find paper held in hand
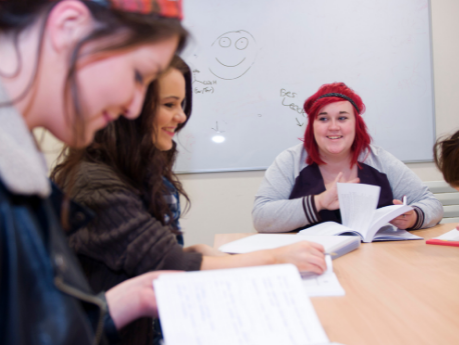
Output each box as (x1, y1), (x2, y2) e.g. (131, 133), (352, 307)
(299, 183), (423, 243)
(153, 264), (330, 345)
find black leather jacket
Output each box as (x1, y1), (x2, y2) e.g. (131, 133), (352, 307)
(0, 181), (119, 344)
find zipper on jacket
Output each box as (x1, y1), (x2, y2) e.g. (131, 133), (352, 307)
(54, 276), (107, 345)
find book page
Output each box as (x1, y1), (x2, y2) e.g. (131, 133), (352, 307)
(337, 183), (380, 239)
(154, 265), (329, 345)
(372, 224), (423, 241)
(366, 205), (414, 241)
(298, 221), (358, 237)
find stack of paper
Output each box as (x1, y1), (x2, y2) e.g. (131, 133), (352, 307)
(154, 264), (330, 345)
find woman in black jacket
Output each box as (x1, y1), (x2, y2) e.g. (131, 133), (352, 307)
(0, 0), (186, 344)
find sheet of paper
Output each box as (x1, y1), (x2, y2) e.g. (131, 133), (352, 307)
(219, 233), (355, 254)
(435, 229), (459, 241)
(300, 255), (345, 297)
(154, 264), (329, 345)
(337, 183), (380, 238)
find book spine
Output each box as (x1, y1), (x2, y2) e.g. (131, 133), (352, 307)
(332, 238), (361, 259)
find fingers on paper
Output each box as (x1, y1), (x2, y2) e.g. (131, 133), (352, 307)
(297, 241), (326, 274)
(303, 254), (326, 275)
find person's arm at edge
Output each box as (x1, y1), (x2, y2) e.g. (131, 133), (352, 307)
(252, 146), (320, 233)
(201, 241), (326, 274)
(373, 147), (443, 229)
(105, 271), (180, 330)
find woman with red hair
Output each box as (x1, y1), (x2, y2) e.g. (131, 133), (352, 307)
(253, 82), (443, 233)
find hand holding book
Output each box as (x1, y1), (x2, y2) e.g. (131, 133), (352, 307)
(390, 198), (417, 229)
(300, 183), (423, 242)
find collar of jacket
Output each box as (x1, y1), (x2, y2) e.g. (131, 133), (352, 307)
(0, 82), (51, 198)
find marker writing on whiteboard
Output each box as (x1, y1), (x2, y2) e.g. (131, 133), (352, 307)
(280, 88), (306, 117)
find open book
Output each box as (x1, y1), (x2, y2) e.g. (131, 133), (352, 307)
(298, 183), (423, 243)
(153, 264), (330, 345)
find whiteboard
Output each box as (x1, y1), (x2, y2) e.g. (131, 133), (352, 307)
(175, 0), (435, 173)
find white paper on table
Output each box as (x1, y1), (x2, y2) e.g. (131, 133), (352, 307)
(219, 233), (358, 256)
(300, 255), (345, 297)
(435, 228), (459, 241)
(153, 264), (329, 345)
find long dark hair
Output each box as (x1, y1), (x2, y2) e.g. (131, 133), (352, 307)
(0, 0), (188, 145)
(52, 56), (192, 226)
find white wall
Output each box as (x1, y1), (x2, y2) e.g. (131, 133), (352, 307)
(38, 0), (459, 247)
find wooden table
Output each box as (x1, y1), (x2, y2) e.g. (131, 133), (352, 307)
(214, 224), (459, 345)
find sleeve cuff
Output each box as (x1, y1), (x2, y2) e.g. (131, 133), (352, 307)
(160, 246), (203, 272)
(98, 292), (121, 344)
(408, 206), (424, 230)
(302, 195), (321, 225)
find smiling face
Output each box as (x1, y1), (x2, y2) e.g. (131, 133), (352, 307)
(208, 30), (257, 80)
(38, 37), (178, 148)
(313, 101), (356, 160)
(153, 68), (187, 151)
(16, 1), (180, 148)
(66, 38), (178, 147)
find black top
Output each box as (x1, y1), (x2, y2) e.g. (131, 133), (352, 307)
(289, 163), (394, 226)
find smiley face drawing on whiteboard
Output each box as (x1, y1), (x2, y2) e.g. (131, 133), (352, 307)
(208, 30), (257, 80)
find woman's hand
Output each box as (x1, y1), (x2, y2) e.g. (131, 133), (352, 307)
(389, 199), (417, 229)
(270, 241), (326, 274)
(201, 241), (326, 274)
(315, 172), (360, 211)
(184, 244), (229, 257)
(105, 271), (180, 330)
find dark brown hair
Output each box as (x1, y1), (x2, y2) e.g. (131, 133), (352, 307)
(434, 130), (459, 187)
(52, 55), (192, 227)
